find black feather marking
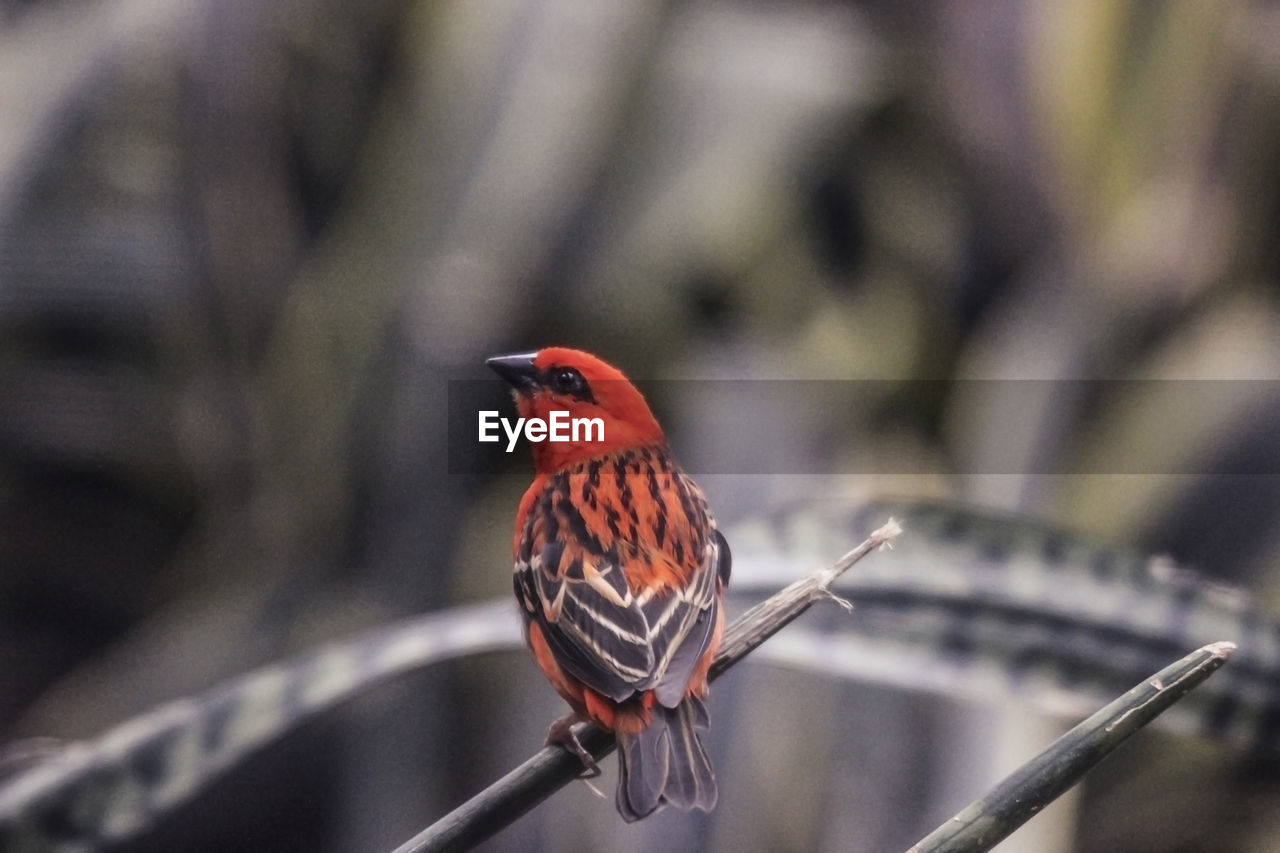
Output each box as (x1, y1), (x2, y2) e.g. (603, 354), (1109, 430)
(603, 505), (623, 541)
(517, 514), (535, 563)
(672, 474), (704, 541)
(540, 539), (565, 576)
(558, 494), (604, 556)
(539, 482), (560, 542)
(713, 528), (731, 586)
(533, 554), (574, 615)
(513, 573), (536, 614)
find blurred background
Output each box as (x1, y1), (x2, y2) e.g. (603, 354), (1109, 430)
(3, 0), (1280, 851)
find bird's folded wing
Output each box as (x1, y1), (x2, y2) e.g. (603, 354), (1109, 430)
(649, 531), (725, 706)
(516, 533), (725, 706)
(516, 540), (655, 702)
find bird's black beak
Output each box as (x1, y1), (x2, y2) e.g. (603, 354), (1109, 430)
(486, 352), (540, 393)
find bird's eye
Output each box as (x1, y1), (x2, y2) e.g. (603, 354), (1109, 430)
(549, 367), (587, 396)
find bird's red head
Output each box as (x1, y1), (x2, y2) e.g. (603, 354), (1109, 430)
(487, 347), (664, 473)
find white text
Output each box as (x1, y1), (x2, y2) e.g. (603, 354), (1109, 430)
(478, 410), (605, 452)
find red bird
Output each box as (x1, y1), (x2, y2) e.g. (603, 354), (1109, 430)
(487, 347), (730, 822)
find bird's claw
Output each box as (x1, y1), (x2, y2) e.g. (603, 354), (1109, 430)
(546, 714), (601, 778)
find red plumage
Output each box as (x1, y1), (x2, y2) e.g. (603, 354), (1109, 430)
(488, 347), (730, 822)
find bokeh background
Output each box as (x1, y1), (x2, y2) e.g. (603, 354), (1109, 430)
(4, 1), (1280, 851)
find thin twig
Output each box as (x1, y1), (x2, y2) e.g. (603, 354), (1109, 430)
(391, 519), (903, 853)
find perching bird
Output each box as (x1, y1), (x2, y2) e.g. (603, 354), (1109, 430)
(487, 347), (730, 822)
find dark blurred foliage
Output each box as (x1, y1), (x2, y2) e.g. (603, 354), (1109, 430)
(3, 1), (1280, 851)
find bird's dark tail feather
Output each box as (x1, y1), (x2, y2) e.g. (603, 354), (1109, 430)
(615, 696), (716, 822)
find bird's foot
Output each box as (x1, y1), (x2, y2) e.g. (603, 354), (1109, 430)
(546, 713), (601, 779)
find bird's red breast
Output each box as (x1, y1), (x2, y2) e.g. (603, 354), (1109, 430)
(488, 347), (730, 820)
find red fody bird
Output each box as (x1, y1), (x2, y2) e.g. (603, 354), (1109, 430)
(487, 347), (730, 822)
